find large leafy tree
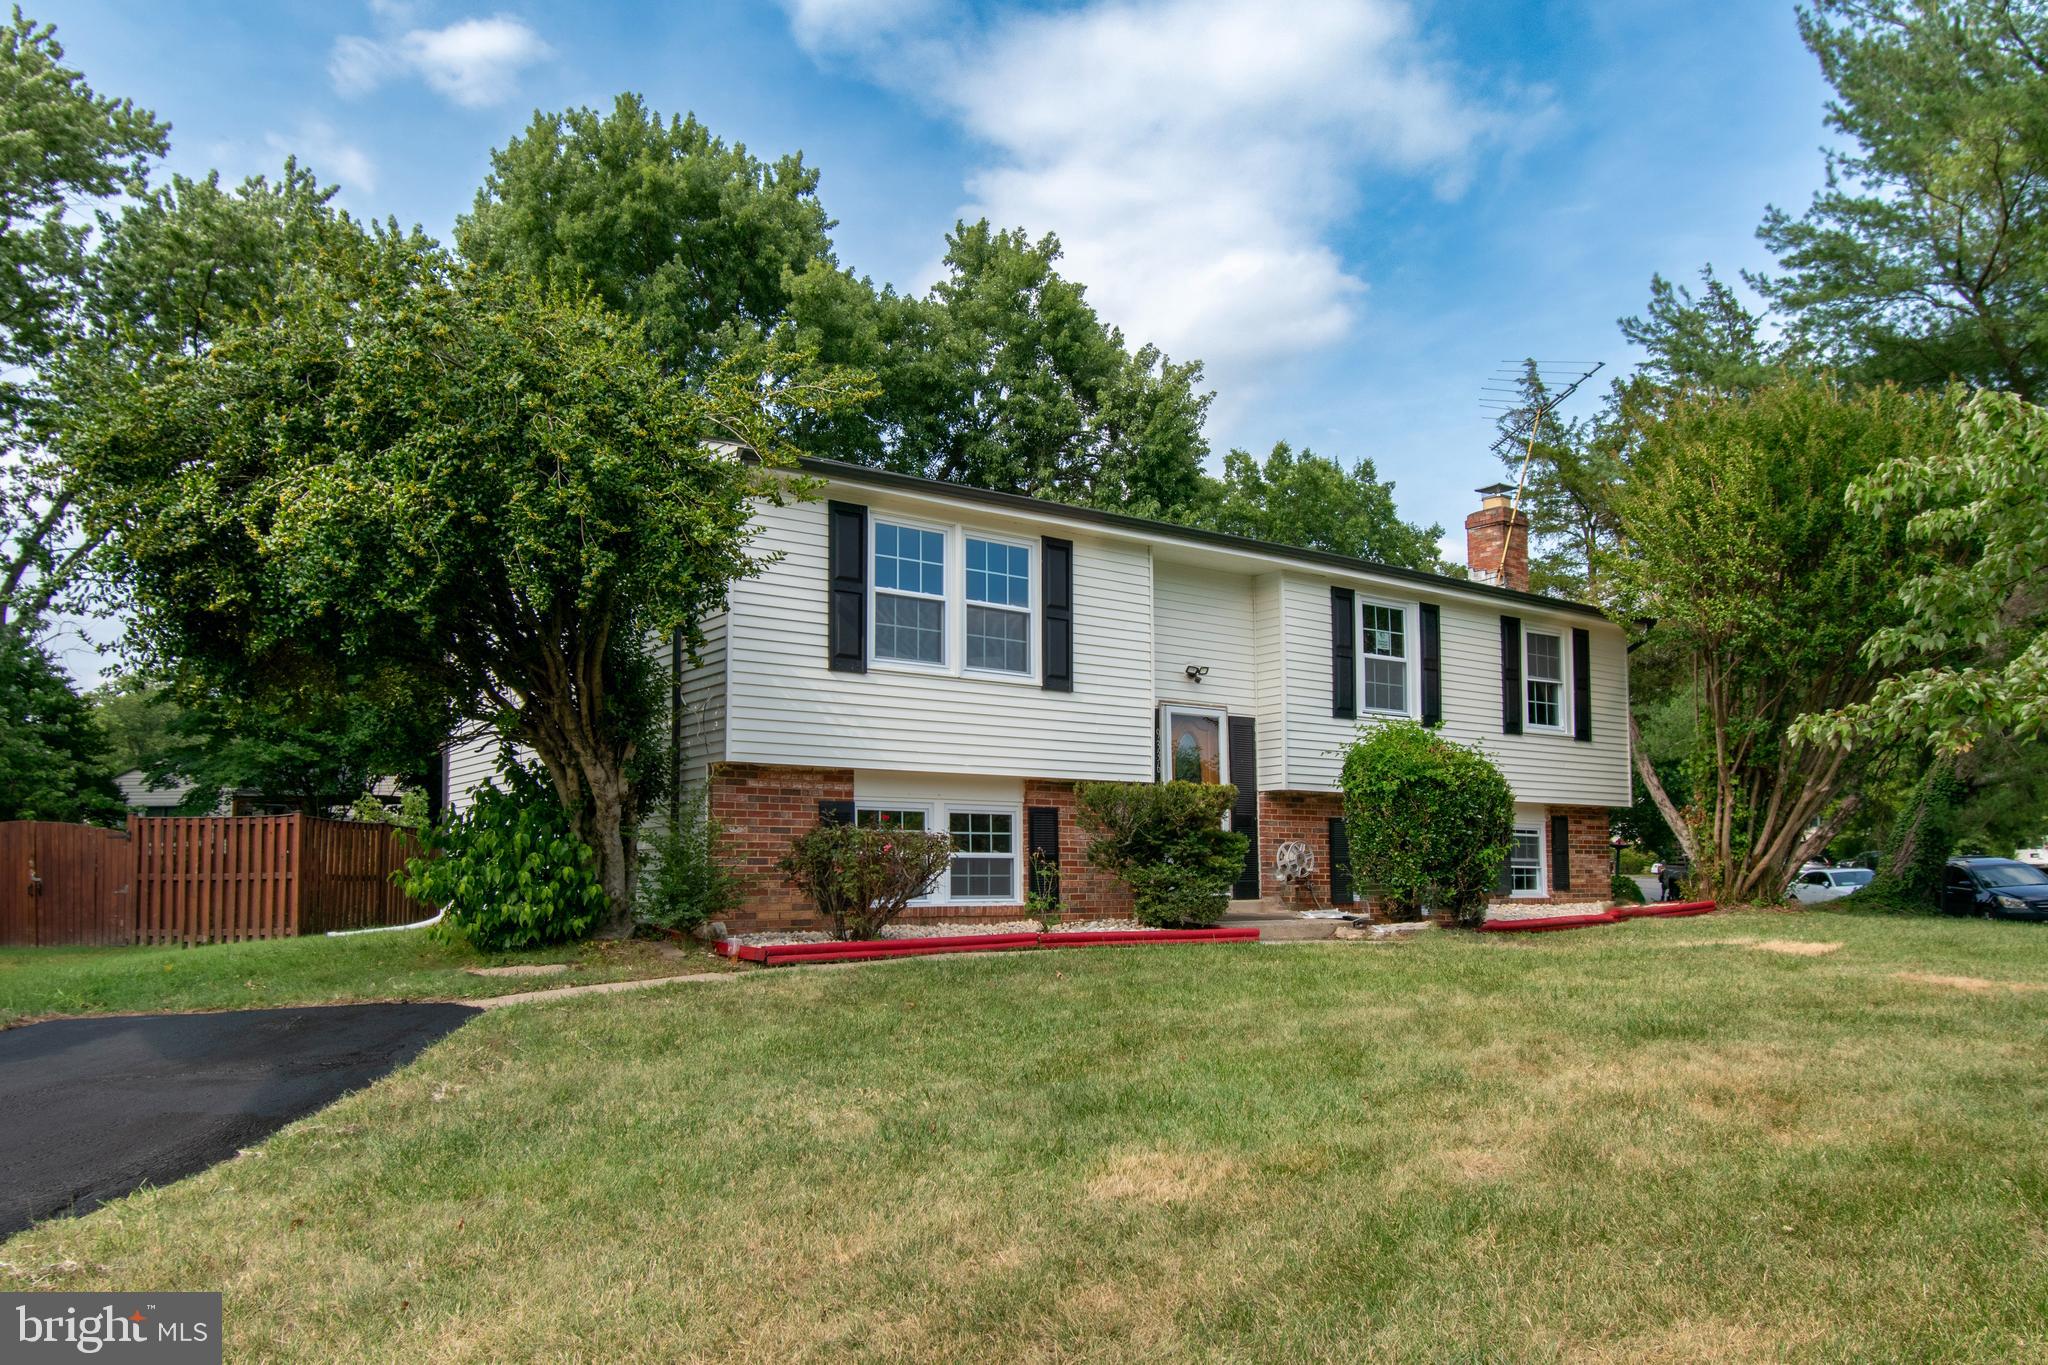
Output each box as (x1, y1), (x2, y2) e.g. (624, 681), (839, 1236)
(1185, 441), (1443, 571)
(1606, 375), (1954, 901)
(455, 93), (835, 381)
(71, 232), (851, 922)
(1757, 0), (2048, 399)
(0, 9), (165, 626)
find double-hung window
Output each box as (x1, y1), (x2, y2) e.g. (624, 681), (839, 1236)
(855, 807), (928, 833)
(1360, 601), (1409, 715)
(964, 537), (1031, 675)
(1525, 630), (1565, 730)
(873, 521), (947, 665)
(948, 810), (1016, 900)
(1509, 825), (1544, 895)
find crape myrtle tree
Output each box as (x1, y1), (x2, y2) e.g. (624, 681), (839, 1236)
(72, 229), (860, 925)
(1605, 375), (1955, 901)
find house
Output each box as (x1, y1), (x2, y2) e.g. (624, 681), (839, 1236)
(449, 463), (1631, 932)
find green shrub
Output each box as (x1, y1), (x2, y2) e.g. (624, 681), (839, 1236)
(1617, 846), (1653, 875)
(1610, 872), (1647, 905)
(1338, 721), (1514, 927)
(636, 786), (747, 935)
(779, 822), (954, 940)
(1024, 851), (1067, 930)
(1074, 781), (1249, 928)
(399, 762), (608, 952)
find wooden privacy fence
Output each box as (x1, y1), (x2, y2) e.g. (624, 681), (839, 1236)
(1, 815), (432, 948)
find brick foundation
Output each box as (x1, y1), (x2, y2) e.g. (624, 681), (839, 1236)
(1257, 791), (1351, 908)
(709, 763), (854, 933)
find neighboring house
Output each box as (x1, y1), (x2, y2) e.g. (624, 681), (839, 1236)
(448, 464), (1631, 932)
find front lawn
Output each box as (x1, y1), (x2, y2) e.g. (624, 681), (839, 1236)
(0, 929), (734, 1026)
(7, 909), (2048, 1360)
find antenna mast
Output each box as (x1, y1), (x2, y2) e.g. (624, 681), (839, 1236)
(1477, 360), (1605, 584)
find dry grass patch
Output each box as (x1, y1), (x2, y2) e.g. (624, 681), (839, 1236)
(1753, 939), (1843, 956)
(1894, 971), (2048, 993)
(1085, 1150), (1238, 1206)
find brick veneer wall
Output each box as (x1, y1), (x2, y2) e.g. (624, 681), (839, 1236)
(709, 763), (853, 933)
(1019, 779), (1133, 920)
(1257, 791), (1349, 908)
(1554, 804), (1614, 902)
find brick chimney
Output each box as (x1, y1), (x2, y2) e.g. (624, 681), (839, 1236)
(1465, 483), (1530, 592)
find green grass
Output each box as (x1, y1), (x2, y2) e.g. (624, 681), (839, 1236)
(7, 909), (2048, 1360)
(0, 928), (734, 1025)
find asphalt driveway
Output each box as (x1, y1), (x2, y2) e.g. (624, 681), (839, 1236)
(0, 1002), (477, 1239)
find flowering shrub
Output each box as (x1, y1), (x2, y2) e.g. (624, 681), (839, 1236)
(779, 822), (955, 940)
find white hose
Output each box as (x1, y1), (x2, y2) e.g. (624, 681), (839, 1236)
(325, 906), (447, 937)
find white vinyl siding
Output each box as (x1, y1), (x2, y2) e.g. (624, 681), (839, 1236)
(726, 498), (1154, 781)
(677, 612), (727, 788)
(1154, 561), (1257, 713)
(1250, 572), (1287, 792)
(1281, 573), (1631, 805)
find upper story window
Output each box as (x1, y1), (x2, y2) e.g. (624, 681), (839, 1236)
(873, 521), (947, 665)
(869, 517), (1035, 680)
(1525, 629), (1565, 730)
(965, 537), (1031, 675)
(1360, 600), (1409, 716)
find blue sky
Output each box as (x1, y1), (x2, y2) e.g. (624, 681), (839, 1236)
(39, 0), (1833, 677)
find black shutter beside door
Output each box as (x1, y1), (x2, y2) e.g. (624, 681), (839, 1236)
(1550, 813), (1572, 893)
(827, 502), (867, 673)
(1571, 627), (1593, 742)
(1228, 716), (1259, 900)
(1331, 588), (1357, 719)
(1327, 817), (1353, 905)
(1420, 603), (1442, 726)
(1042, 537), (1073, 692)
(1500, 614), (1523, 734)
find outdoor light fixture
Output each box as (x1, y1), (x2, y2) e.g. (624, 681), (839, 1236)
(1184, 664), (1209, 682)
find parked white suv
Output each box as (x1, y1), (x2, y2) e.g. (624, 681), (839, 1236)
(1787, 865), (1875, 904)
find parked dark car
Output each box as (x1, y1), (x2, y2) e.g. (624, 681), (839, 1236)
(1940, 858), (2048, 920)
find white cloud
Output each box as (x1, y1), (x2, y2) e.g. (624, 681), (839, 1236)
(331, 12), (551, 109)
(265, 121), (378, 194)
(783, 0), (1529, 384)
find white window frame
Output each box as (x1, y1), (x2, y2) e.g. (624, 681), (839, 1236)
(1158, 704), (1229, 787)
(961, 530), (1036, 680)
(944, 803), (1022, 905)
(865, 516), (1040, 685)
(853, 798), (1025, 907)
(1523, 627), (1569, 733)
(869, 514), (951, 672)
(1358, 597), (1416, 719)
(1509, 822), (1546, 898)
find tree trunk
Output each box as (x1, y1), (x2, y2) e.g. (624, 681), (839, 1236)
(1628, 710), (1697, 864)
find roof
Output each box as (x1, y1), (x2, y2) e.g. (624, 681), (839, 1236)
(795, 456), (1610, 621)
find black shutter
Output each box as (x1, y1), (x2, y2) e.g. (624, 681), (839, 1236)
(818, 798), (855, 826)
(1419, 603), (1442, 726)
(1228, 716), (1259, 900)
(827, 501), (867, 673)
(1153, 707), (1162, 782)
(1500, 615), (1523, 734)
(1027, 805), (1061, 898)
(1550, 813), (1571, 892)
(1042, 536), (1073, 692)
(1572, 627), (1593, 742)
(1327, 817), (1354, 905)
(1330, 587), (1357, 719)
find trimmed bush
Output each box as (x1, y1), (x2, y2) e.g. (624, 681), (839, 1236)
(1075, 781), (1249, 928)
(779, 822), (954, 941)
(1339, 722), (1514, 927)
(1610, 872), (1647, 905)
(400, 762), (608, 952)
(636, 786), (747, 935)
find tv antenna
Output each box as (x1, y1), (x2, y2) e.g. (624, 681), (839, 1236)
(1476, 360), (1605, 585)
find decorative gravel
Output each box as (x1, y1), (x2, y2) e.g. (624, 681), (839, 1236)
(1484, 901), (1612, 922)
(725, 918), (1142, 948)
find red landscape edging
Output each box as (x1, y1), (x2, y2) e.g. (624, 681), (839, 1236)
(716, 925), (1260, 966)
(1480, 900), (1719, 933)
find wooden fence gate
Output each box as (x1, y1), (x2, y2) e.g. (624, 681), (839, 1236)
(0, 822), (134, 947)
(1, 815), (430, 948)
